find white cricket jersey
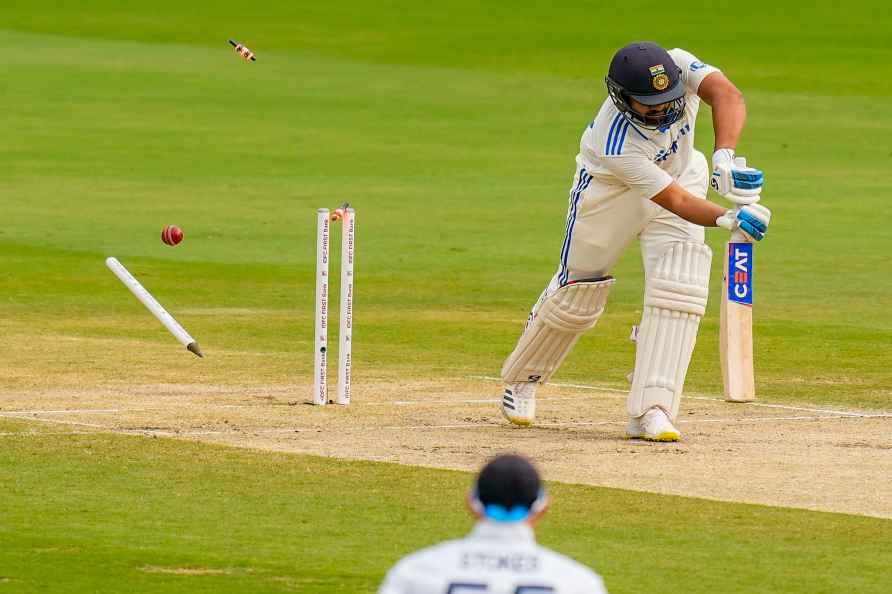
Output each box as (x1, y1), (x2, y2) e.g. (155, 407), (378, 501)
(578, 48), (720, 200)
(378, 521), (608, 594)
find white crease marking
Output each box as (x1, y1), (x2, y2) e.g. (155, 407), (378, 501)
(0, 415), (109, 429)
(1, 408), (122, 415)
(468, 375), (889, 418)
(10, 412), (886, 440)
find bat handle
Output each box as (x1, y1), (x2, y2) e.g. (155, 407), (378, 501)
(730, 229), (750, 243)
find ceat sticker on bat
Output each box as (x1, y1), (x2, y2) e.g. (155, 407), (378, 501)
(727, 243), (753, 305)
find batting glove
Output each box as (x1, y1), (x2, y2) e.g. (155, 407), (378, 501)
(711, 149), (763, 205)
(716, 203), (772, 242)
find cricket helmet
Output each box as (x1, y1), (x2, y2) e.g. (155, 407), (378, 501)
(605, 42), (686, 130)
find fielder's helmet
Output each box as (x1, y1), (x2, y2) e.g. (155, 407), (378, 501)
(605, 42), (686, 130)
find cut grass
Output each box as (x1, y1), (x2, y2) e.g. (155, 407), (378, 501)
(1, 422), (890, 594)
(2, 18), (890, 407)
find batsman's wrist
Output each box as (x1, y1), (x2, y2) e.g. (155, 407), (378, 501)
(715, 212), (735, 231)
(712, 148), (735, 168)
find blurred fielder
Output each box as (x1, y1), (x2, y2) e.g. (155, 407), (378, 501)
(378, 454), (608, 593)
(500, 42), (770, 441)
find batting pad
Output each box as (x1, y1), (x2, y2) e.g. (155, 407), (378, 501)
(501, 277), (614, 384)
(628, 242), (712, 420)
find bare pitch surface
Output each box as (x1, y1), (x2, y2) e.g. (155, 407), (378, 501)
(2, 377), (889, 519)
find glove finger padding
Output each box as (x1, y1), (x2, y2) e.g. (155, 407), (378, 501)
(738, 211), (766, 234)
(716, 204), (772, 242)
(712, 167), (753, 201)
(737, 204), (771, 241)
(741, 203), (771, 225)
(738, 220), (764, 241)
(731, 169), (764, 189)
(711, 154), (764, 205)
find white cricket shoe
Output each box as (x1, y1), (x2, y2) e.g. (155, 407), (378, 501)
(501, 382), (537, 426)
(626, 407), (681, 442)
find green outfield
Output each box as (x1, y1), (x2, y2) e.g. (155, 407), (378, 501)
(2, 1), (890, 592)
(2, 420), (890, 593)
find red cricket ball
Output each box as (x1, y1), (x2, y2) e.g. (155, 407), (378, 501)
(161, 225), (184, 246)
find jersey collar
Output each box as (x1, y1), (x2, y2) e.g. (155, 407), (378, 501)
(471, 520), (536, 542)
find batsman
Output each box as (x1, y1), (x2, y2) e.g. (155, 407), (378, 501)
(500, 42), (771, 441)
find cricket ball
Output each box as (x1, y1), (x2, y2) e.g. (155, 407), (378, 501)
(161, 225), (184, 246)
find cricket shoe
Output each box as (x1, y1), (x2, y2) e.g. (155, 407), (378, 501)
(626, 407), (681, 442)
(501, 382), (537, 426)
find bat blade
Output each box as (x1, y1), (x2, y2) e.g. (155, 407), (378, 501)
(720, 238), (755, 401)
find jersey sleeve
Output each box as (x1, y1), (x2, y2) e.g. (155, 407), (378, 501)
(669, 48), (720, 95)
(539, 550), (610, 594)
(377, 555), (429, 594)
(377, 549), (444, 594)
(570, 573), (610, 594)
(376, 562), (408, 594)
(599, 153), (674, 200)
(583, 111), (672, 200)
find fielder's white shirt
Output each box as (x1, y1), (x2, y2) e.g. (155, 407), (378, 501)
(578, 48), (720, 200)
(378, 521), (608, 594)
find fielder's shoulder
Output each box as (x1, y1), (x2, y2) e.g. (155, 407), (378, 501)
(377, 540), (458, 593)
(383, 538), (463, 575)
(536, 544), (609, 593)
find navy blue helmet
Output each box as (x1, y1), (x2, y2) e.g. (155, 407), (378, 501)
(605, 42), (686, 130)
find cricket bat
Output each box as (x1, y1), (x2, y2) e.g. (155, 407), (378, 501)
(720, 230), (755, 401)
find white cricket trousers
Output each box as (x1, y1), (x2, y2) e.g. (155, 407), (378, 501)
(550, 150), (709, 289)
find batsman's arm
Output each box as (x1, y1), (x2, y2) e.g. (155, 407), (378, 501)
(598, 153), (763, 231)
(651, 182), (728, 227)
(698, 72), (746, 153)
(651, 182), (772, 241)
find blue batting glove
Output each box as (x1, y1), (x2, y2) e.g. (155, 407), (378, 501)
(716, 204), (772, 242)
(711, 150), (764, 205)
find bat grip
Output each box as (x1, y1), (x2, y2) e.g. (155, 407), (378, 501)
(730, 229), (750, 243)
